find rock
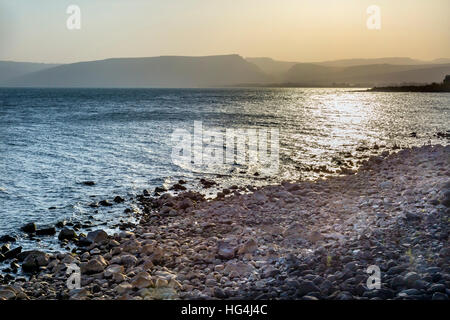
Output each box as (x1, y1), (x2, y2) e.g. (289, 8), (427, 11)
(297, 280), (321, 297)
(432, 292), (448, 300)
(398, 289), (421, 297)
(308, 231), (323, 243)
(114, 196), (125, 203)
(213, 287), (228, 299)
(58, 227), (77, 241)
(82, 257), (107, 274)
(178, 198), (193, 210)
(428, 283), (446, 293)
(0, 286), (16, 300)
(21, 223), (36, 234)
(99, 200), (112, 207)
(0, 235), (16, 243)
(120, 254), (138, 267)
(217, 241), (236, 260)
(82, 181), (95, 186)
(22, 251), (50, 272)
(115, 283), (132, 294)
(1, 244), (10, 253)
(131, 273), (154, 289)
(36, 227), (56, 236)
(237, 238), (258, 255)
(69, 288), (90, 300)
(379, 181), (393, 189)
(104, 264), (124, 277)
(405, 212), (422, 220)
(87, 230), (108, 244)
(403, 272), (420, 288)
(200, 178), (216, 188)
(154, 186), (167, 193)
(4, 246), (22, 260)
(77, 236), (92, 247)
(223, 262), (255, 277)
(344, 261), (358, 272)
(170, 183), (186, 191)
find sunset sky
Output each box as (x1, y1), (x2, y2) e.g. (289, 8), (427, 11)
(1, 0), (449, 64)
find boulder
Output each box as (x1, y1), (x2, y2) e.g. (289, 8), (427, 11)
(36, 227), (56, 236)
(22, 251), (50, 272)
(81, 257), (107, 274)
(4, 246), (22, 260)
(0, 235), (16, 243)
(58, 227), (77, 241)
(87, 230), (108, 244)
(99, 200), (112, 207)
(114, 196), (125, 203)
(21, 222), (36, 234)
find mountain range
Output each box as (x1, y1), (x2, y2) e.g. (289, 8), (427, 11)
(1, 55), (450, 88)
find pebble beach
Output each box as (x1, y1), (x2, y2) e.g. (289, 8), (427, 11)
(0, 144), (449, 300)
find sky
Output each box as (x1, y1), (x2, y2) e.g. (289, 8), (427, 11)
(0, 0), (449, 64)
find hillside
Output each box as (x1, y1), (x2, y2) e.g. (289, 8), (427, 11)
(0, 61), (59, 84)
(4, 55), (271, 88)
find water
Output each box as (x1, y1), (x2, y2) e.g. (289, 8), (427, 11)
(0, 88), (449, 252)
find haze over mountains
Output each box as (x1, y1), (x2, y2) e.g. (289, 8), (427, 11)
(1, 55), (450, 88)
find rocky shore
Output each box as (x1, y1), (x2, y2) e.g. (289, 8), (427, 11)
(0, 144), (449, 300)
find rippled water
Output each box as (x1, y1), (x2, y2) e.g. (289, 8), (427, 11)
(0, 88), (449, 251)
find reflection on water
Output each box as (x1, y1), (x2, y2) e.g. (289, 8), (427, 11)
(0, 88), (448, 250)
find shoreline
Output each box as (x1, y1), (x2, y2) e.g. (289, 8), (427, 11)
(1, 144), (449, 300)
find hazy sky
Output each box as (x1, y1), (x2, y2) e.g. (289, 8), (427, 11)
(1, 0), (449, 63)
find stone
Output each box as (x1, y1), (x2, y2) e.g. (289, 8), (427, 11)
(428, 283), (446, 293)
(36, 227), (56, 236)
(432, 292), (448, 300)
(120, 254), (138, 267)
(114, 196), (125, 203)
(403, 272), (420, 288)
(132, 273), (154, 289)
(99, 200), (113, 207)
(87, 230), (109, 244)
(115, 282), (132, 294)
(21, 222), (36, 234)
(237, 238), (258, 255)
(22, 251), (50, 272)
(296, 280), (321, 297)
(104, 264), (124, 277)
(82, 258), (107, 274)
(4, 246), (22, 260)
(0, 286), (16, 300)
(58, 227), (77, 241)
(0, 235), (16, 243)
(213, 287), (228, 299)
(217, 241), (236, 260)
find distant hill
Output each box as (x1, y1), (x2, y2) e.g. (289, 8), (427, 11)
(4, 55), (271, 88)
(3, 55), (450, 88)
(284, 63), (450, 86)
(0, 61), (59, 84)
(316, 57), (426, 67)
(246, 57), (298, 77)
